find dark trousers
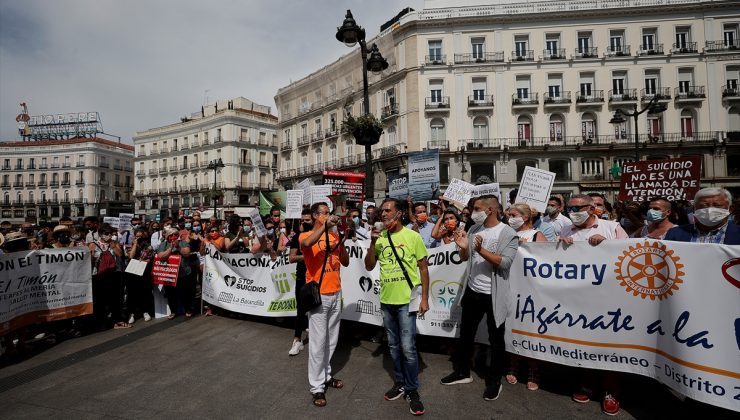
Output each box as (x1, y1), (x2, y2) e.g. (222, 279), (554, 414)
(124, 272), (153, 317)
(165, 274), (195, 315)
(92, 272), (125, 328)
(293, 274), (308, 338)
(458, 287), (507, 386)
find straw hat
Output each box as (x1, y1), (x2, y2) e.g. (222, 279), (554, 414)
(163, 227), (179, 238)
(5, 231), (28, 243)
(53, 225), (70, 233)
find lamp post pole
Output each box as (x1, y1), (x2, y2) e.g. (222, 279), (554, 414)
(359, 41), (373, 202)
(208, 158), (224, 219)
(610, 95), (665, 162)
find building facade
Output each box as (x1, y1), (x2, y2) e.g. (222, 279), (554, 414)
(0, 137), (134, 224)
(133, 97), (278, 219)
(274, 0), (740, 202)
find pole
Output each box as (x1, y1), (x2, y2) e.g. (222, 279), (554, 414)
(360, 40), (373, 203)
(633, 104), (639, 162)
(213, 163), (217, 220)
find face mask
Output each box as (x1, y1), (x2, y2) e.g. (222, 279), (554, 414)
(693, 207), (730, 227)
(546, 206), (559, 216)
(302, 222), (313, 232)
(645, 209), (665, 223)
(352, 216), (360, 225)
(384, 212), (400, 229)
(430, 215), (439, 223)
(620, 217), (633, 228)
(601, 213), (610, 220)
(193, 226), (202, 233)
(569, 211), (591, 226)
(185, 223), (192, 229)
(101, 234), (112, 241)
(508, 217), (525, 230)
(444, 220), (457, 231)
(266, 228), (274, 236)
(416, 213), (428, 224)
(243, 226), (252, 234)
(111, 235), (118, 242)
(471, 210), (488, 225)
(280, 228), (286, 234)
(71, 234), (82, 241)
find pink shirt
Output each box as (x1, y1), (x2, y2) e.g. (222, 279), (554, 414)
(560, 218), (628, 241)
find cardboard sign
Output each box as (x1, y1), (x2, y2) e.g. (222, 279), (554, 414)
(444, 178), (473, 207)
(408, 150), (440, 201)
(248, 207), (267, 237)
(296, 178), (314, 205)
(118, 213), (134, 232)
(285, 190), (304, 219)
(471, 183), (501, 202)
(514, 167), (555, 213)
(618, 156), (702, 202)
(309, 185), (333, 211)
(388, 173), (408, 200)
(152, 255), (181, 286)
(125, 259), (148, 276)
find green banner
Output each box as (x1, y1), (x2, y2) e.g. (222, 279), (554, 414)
(259, 191), (287, 218)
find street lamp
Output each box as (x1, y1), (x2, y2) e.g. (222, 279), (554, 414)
(207, 158), (224, 219)
(609, 95), (667, 161)
(336, 9), (389, 202)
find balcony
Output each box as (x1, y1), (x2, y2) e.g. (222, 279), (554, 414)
(324, 129), (339, 140)
(258, 160), (271, 168)
(542, 49), (566, 60)
(113, 164), (122, 170)
(61, 180), (71, 186)
(25, 182), (35, 187)
(39, 164), (48, 169)
(158, 167), (167, 174)
(374, 143), (406, 160)
(576, 90), (605, 105)
(511, 93), (539, 107)
(136, 170), (145, 176)
(239, 158), (252, 166)
(98, 162), (109, 168)
(453, 52), (504, 64)
(15, 165), (23, 170)
(213, 136), (223, 143)
(25, 199), (35, 205)
(179, 144), (188, 151)
(705, 39), (739, 53)
(76, 162), (85, 167)
(150, 148), (159, 155)
(425, 96), (450, 111)
(674, 86), (706, 102)
(168, 166), (177, 172)
(425, 54), (446, 65)
(0, 183), (10, 189)
(381, 103), (399, 120)
(671, 42), (698, 54)
(468, 95), (494, 109)
(37, 181), (47, 187)
(280, 140), (293, 151)
(605, 45), (631, 57)
(191, 142), (200, 148)
(637, 44), (664, 56)
(136, 152), (146, 157)
(50, 163), (60, 169)
(608, 89), (639, 103)
(543, 91), (572, 107)
(427, 141), (449, 151)
(27, 164), (36, 170)
(62, 163), (71, 168)
(12, 181), (22, 188)
(574, 47), (598, 59)
(511, 50), (534, 62)
(180, 164), (188, 170)
(148, 169), (157, 175)
(641, 88), (671, 102)
(297, 135), (310, 147)
(202, 139), (210, 146)
(50, 181), (60, 188)
(310, 132), (324, 144)
(73, 198), (86, 204)
(257, 137), (273, 147)
(722, 85), (739, 101)
(76, 179), (85, 186)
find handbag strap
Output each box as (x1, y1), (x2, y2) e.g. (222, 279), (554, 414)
(386, 230), (415, 290)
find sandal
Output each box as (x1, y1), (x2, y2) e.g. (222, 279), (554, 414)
(527, 367), (539, 391)
(312, 392), (326, 407)
(114, 322), (132, 329)
(505, 373), (517, 385)
(185, 312), (193, 318)
(167, 314), (176, 320)
(325, 378), (344, 389)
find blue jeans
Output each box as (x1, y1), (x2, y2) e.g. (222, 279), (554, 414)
(381, 303), (419, 392)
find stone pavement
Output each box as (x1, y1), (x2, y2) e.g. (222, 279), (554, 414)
(0, 314), (729, 419)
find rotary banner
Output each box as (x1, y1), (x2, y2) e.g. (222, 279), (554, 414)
(203, 240), (740, 411)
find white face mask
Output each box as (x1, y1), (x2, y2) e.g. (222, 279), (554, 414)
(471, 210), (488, 225)
(693, 207), (730, 227)
(569, 211), (591, 226)
(507, 217), (525, 230)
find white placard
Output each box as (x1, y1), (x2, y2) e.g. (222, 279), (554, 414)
(125, 259), (148, 276)
(443, 178), (473, 207)
(310, 185), (333, 211)
(296, 178), (314, 205)
(285, 190), (304, 219)
(471, 183), (502, 202)
(248, 207), (267, 237)
(118, 213), (134, 232)
(103, 217), (120, 229)
(514, 166), (555, 213)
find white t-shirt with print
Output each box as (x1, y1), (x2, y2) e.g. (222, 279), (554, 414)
(468, 222), (506, 294)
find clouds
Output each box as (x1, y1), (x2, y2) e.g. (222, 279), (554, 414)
(0, 0), (423, 142)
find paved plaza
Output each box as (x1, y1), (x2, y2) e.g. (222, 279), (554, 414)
(0, 314), (731, 419)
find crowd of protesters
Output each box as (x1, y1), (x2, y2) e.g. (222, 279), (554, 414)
(1, 187), (738, 416)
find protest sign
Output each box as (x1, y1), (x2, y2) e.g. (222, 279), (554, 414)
(388, 173), (409, 200)
(118, 213), (134, 232)
(309, 185), (333, 211)
(514, 167), (555, 213)
(471, 183), (502, 202)
(295, 178), (315, 205)
(443, 178), (473, 207)
(248, 207), (267, 237)
(103, 217), (120, 229)
(285, 190), (304, 219)
(151, 255), (181, 286)
(259, 191), (287, 218)
(125, 259), (148, 276)
(0, 247), (92, 334)
(618, 156), (702, 202)
(323, 170), (365, 207)
(408, 150), (440, 201)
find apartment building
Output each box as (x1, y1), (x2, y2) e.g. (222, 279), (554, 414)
(133, 97), (278, 219)
(274, 0), (740, 202)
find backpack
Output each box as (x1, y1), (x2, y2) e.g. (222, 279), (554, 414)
(95, 244), (118, 275)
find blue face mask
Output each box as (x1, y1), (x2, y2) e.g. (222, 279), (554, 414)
(645, 209), (665, 223)
(193, 226), (201, 233)
(185, 223), (192, 229)
(352, 217), (360, 225)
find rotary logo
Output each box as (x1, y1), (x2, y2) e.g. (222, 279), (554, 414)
(614, 241), (684, 300)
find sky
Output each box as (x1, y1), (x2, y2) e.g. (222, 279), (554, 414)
(0, 0), (424, 143)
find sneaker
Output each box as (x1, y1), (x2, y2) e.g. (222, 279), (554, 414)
(128, 314), (135, 325)
(288, 340), (304, 356)
(143, 313), (152, 322)
(405, 391), (425, 415)
(483, 382), (503, 401)
(440, 371), (473, 385)
(572, 387), (593, 404)
(601, 393), (620, 416)
(384, 383), (405, 401)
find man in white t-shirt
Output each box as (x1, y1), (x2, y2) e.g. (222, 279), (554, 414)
(542, 196), (573, 237)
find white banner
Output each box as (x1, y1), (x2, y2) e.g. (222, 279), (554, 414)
(0, 247), (93, 334)
(506, 240), (740, 412)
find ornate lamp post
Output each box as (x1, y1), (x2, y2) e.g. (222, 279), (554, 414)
(336, 9), (389, 202)
(207, 158), (224, 219)
(609, 96), (667, 162)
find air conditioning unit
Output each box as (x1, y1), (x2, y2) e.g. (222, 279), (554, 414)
(585, 138), (594, 145)
(650, 136), (660, 143)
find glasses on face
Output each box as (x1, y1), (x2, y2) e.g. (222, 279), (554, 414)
(566, 204), (592, 213)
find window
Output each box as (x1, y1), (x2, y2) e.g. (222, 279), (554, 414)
(430, 80), (443, 103)
(727, 66), (739, 94)
(472, 77), (486, 101)
(517, 115), (532, 142)
(547, 74), (563, 98)
(675, 26), (690, 49)
(644, 70), (660, 95)
(642, 28), (657, 51)
(387, 126), (397, 145)
(549, 115), (564, 142)
(471, 37), (484, 59)
(330, 113), (337, 131)
(428, 40), (442, 61)
(514, 35), (529, 57)
(545, 34), (560, 55)
(582, 113), (598, 140)
(473, 117), (488, 140)
(516, 76), (531, 99)
(609, 30), (625, 54)
(612, 71), (627, 96)
(577, 31), (592, 54)
(471, 163), (496, 184)
(314, 119), (322, 136)
(329, 144), (338, 162)
(549, 159), (571, 181)
(724, 24), (738, 47)
(678, 68), (694, 94)
(581, 159), (604, 180)
(430, 119), (446, 142)
(579, 72), (595, 97)
(680, 109), (695, 138)
(301, 152), (308, 168)
(314, 148), (322, 165)
(516, 159), (538, 179)
(648, 115), (662, 138)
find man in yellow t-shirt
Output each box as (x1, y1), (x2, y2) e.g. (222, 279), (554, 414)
(300, 202), (349, 408)
(365, 198), (430, 416)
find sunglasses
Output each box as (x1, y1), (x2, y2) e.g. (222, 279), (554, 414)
(566, 204), (593, 213)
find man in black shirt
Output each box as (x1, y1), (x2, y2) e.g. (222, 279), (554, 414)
(288, 208), (312, 356)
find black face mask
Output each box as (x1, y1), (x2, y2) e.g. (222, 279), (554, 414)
(302, 222), (313, 232)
